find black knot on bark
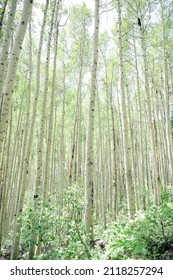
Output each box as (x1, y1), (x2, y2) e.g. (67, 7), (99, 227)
(138, 18), (141, 27)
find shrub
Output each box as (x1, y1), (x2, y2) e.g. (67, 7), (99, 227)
(104, 197), (173, 260)
(20, 184), (91, 259)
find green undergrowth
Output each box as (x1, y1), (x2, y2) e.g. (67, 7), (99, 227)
(100, 191), (173, 260)
(20, 184), (92, 260)
(2, 187), (173, 260)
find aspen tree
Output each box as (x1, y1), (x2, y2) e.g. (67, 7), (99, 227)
(7, 91), (31, 260)
(51, 108), (57, 192)
(0, 113), (13, 252)
(0, 3), (33, 237)
(104, 61), (113, 216)
(96, 91), (105, 224)
(69, 75), (83, 185)
(137, 4), (160, 202)
(1, 86), (27, 242)
(0, 0), (33, 155)
(1, 111), (13, 232)
(85, 0), (99, 243)
(117, 0), (135, 218)
(28, 1), (60, 258)
(132, 30), (146, 208)
(43, 2), (60, 202)
(14, 22), (33, 234)
(36, 0), (56, 203)
(10, 1), (49, 260)
(34, 0), (57, 256)
(69, 5), (89, 184)
(16, 0), (49, 209)
(60, 66), (66, 189)
(0, 0), (26, 191)
(110, 84), (118, 219)
(127, 97), (138, 208)
(4, 98), (24, 235)
(0, 0), (33, 258)
(150, 67), (163, 190)
(0, 0), (18, 105)
(95, 144), (100, 219)
(160, 0), (173, 186)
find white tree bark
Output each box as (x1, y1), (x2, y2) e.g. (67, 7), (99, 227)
(85, 0), (99, 243)
(0, 0), (33, 166)
(0, 0), (33, 258)
(0, 0), (18, 104)
(117, 0), (135, 218)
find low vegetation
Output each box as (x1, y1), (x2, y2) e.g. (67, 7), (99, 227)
(1, 188), (173, 260)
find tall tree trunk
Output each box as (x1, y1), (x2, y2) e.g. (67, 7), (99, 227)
(0, 0), (33, 259)
(0, 0), (18, 106)
(10, 1), (49, 260)
(0, 0), (33, 155)
(117, 0), (135, 218)
(160, 0), (173, 186)
(138, 8), (160, 203)
(85, 0), (99, 244)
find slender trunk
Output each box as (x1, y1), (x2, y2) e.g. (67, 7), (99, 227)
(117, 0), (135, 218)
(85, 0), (99, 243)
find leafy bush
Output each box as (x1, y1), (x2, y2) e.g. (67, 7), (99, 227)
(20, 184), (92, 259)
(3, 186), (173, 260)
(104, 195), (173, 260)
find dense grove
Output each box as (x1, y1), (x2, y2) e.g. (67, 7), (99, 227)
(0, 0), (173, 260)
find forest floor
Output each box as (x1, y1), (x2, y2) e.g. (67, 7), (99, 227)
(1, 193), (173, 260)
